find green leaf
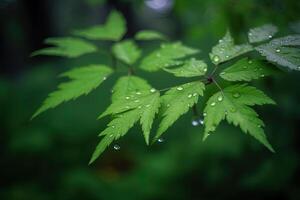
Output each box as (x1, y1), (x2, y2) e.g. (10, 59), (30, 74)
(140, 42), (199, 71)
(112, 40), (141, 65)
(248, 24), (278, 43)
(89, 109), (140, 164)
(154, 81), (205, 141)
(32, 65), (113, 119)
(31, 37), (97, 58)
(255, 35), (300, 71)
(135, 30), (167, 41)
(73, 10), (126, 41)
(164, 58), (208, 77)
(220, 58), (275, 81)
(90, 76), (160, 163)
(203, 84), (275, 152)
(210, 31), (253, 65)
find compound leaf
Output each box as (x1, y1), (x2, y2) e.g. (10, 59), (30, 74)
(135, 30), (167, 41)
(140, 42), (199, 71)
(164, 58), (208, 77)
(31, 37), (97, 58)
(154, 81), (205, 141)
(210, 31), (253, 65)
(32, 65), (113, 119)
(248, 24), (278, 43)
(255, 35), (300, 71)
(73, 10), (126, 41)
(220, 58), (276, 81)
(203, 84), (275, 152)
(112, 40), (141, 65)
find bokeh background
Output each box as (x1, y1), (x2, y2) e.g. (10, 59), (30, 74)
(1, 0), (300, 199)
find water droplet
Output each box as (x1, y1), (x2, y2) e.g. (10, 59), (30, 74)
(260, 74), (265, 78)
(225, 55), (229, 58)
(146, 104), (150, 108)
(268, 35), (273, 39)
(111, 125), (115, 128)
(219, 39), (223, 43)
(150, 88), (156, 93)
(248, 32), (253, 36)
(257, 125), (262, 128)
(134, 99), (140, 103)
(220, 72), (226, 76)
(136, 92), (141, 95)
(276, 48), (281, 53)
(243, 66), (248, 69)
(193, 93), (197, 97)
(217, 95), (223, 102)
(198, 118), (204, 125)
(188, 94), (192, 98)
(125, 106), (130, 109)
(248, 60), (253, 64)
(191, 120), (199, 126)
(212, 55), (220, 63)
(232, 92), (240, 98)
(109, 134), (113, 137)
(158, 138), (164, 143)
(103, 77), (107, 80)
(204, 68), (207, 72)
(113, 144), (120, 150)
(210, 102), (216, 107)
(203, 112), (207, 117)
(125, 96), (130, 100)
(138, 106), (142, 109)
(177, 86), (183, 91)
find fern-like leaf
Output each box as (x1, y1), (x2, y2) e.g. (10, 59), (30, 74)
(154, 81), (205, 141)
(31, 37), (97, 58)
(140, 42), (199, 71)
(112, 40), (141, 65)
(210, 31), (253, 65)
(203, 84), (275, 152)
(73, 10), (126, 41)
(256, 35), (300, 71)
(220, 58), (276, 81)
(248, 24), (278, 43)
(32, 65), (113, 119)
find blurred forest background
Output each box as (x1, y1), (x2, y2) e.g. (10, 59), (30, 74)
(1, 0), (300, 199)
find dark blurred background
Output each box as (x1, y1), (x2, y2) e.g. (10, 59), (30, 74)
(1, 0), (300, 199)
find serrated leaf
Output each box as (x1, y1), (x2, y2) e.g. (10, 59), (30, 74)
(73, 10), (126, 41)
(89, 109), (140, 164)
(31, 37), (97, 58)
(164, 58), (208, 77)
(135, 30), (167, 41)
(32, 65), (113, 119)
(210, 31), (253, 65)
(255, 35), (300, 71)
(154, 81), (205, 141)
(112, 40), (141, 65)
(140, 42), (199, 71)
(248, 24), (278, 43)
(203, 84), (275, 152)
(220, 58), (275, 81)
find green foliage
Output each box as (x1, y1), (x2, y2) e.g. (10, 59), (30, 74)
(220, 58), (275, 81)
(31, 37), (97, 58)
(248, 24), (278, 43)
(112, 40), (141, 65)
(140, 42), (199, 71)
(31, 9), (300, 163)
(32, 65), (112, 119)
(164, 58), (207, 77)
(256, 35), (300, 71)
(135, 30), (167, 41)
(203, 84), (275, 152)
(155, 81), (205, 141)
(73, 10), (126, 41)
(210, 31), (253, 65)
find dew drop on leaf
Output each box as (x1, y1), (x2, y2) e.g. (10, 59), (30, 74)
(210, 102), (216, 107)
(177, 86), (183, 91)
(192, 93), (197, 97)
(146, 104), (150, 108)
(188, 94), (192, 98)
(260, 74), (265, 77)
(150, 88), (156, 93)
(220, 72), (226, 76)
(203, 112), (207, 117)
(113, 144), (120, 150)
(103, 77), (107, 80)
(136, 91), (142, 95)
(213, 55), (220, 63)
(134, 99), (140, 103)
(125, 96), (130, 100)
(111, 125), (115, 128)
(138, 106), (142, 109)
(217, 95), (223, 102)
(248, 60), (253, 64)
(276, 48), (281, 53)
(243, 66), (248, 69)
(198, 118), (204, 125)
